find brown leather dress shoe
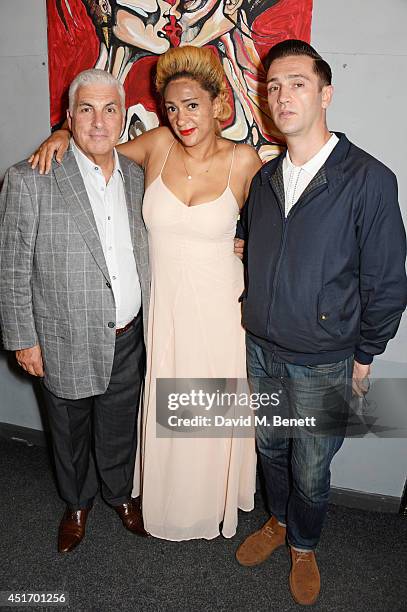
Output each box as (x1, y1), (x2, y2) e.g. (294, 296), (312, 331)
(113, 498), (149, 537)
(289, 547), (321, 606)
(58, 507), (92, 553)
(236, 515), (286, 566)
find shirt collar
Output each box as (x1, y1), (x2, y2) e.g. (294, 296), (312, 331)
(71, 139), (124, 181)
(283, 133), (339, 176)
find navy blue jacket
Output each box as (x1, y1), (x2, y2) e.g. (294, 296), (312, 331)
(239, 133), (407, 365)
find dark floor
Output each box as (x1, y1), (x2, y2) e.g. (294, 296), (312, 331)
(0, 436), (406, 612)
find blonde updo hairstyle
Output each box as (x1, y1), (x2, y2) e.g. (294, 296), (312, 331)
(155, 46), (232, 133)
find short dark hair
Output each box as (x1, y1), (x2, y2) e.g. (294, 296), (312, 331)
(265, 39), (332, 87)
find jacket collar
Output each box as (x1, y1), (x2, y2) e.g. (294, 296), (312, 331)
(260, 132), (350, 192)
(71, 139), (124, 182)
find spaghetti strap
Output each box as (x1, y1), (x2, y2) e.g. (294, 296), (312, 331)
(160, 140), (177, 176)
(227, 144), (237, 187)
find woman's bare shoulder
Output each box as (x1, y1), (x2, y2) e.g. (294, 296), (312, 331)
(234, 143), (262, 176)
(235, 143), (262, 163)
(218, 139), (260, 162)
(144, 125), (174, 144)
(228, 143), (262, 204)
(118, 126), (174, 166)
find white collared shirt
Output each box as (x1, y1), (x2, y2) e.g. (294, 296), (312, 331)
(72, 140), (141, 328)
(283, 133), (339, 217)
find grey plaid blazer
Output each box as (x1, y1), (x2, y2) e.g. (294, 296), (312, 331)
(0, 148), (150, 399)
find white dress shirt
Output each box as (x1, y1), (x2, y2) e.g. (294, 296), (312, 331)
(72, 140), (141, 328)
(283, 133), (339, 217)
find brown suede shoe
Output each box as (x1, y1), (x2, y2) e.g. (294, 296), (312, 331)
(236, 516), (286, 566)
(113, 498), (149, 537)
(289, 547), (321, 606)
(58, 507), (92, 553)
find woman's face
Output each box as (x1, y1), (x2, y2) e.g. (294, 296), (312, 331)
(164, 77), (219, 146)
(113, 0), (182, 53)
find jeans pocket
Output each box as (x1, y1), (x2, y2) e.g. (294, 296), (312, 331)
(306, 361), (346, 374)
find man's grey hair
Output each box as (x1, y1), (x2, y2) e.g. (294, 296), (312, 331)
(68, 69), (126, 113)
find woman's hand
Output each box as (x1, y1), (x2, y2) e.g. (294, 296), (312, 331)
(28, 129), (71, 174)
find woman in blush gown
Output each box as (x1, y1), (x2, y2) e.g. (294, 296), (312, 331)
(29, 46), (261, 540)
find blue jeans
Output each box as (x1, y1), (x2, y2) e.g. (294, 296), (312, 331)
(246, 335), (353, 550)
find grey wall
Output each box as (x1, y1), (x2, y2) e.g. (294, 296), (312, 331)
(0, 0), (49, 429)
(311, 0), (407, 498)
(0, 0), (406, 497)
(0, 0), (50, 178)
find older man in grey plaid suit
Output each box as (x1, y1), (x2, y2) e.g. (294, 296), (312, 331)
(0, 69), (150, 552)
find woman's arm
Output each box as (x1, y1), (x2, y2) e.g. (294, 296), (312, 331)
(232, 146), (261, 258)
(234, 144), (262, 206)
(28, 121), (170, 174)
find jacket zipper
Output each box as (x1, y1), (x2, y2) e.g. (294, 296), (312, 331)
(265, 181), (327, 336)
(266, 198), (287, 334)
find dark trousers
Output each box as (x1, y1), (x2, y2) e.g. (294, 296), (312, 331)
(42, 314), (145, 510)
(246, 334), (353, 550)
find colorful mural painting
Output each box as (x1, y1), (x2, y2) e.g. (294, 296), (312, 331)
(47, 0), (313, 160)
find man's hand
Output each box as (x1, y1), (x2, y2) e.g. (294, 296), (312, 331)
(352, 360), (371, 397)
(234, 238), (245, 260)
(15, 345), (44, 377)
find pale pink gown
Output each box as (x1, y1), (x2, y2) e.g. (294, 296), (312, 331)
(133, 142), (256, 540)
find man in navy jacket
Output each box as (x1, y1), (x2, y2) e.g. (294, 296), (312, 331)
(235, 40), (407, 605)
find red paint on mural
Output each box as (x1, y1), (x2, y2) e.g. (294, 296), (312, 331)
(163, 15), (182, 47)
(252, 0), (313, 63)
(122, 56), (158, 113)
(47, 0), (99, 127)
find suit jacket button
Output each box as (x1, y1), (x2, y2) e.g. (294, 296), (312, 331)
(320, 313), (329, 320)
(106, 282), (111, 289)
(108, 321), (115, 328)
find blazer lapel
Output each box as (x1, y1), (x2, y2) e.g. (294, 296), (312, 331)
(120, 158), (138, 251)
(119, 155), (147, 279)
(53, 150), (110, 282)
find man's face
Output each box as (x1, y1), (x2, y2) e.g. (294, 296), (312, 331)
(266, 55), (332, 139)
(67, 83), (124, 160)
